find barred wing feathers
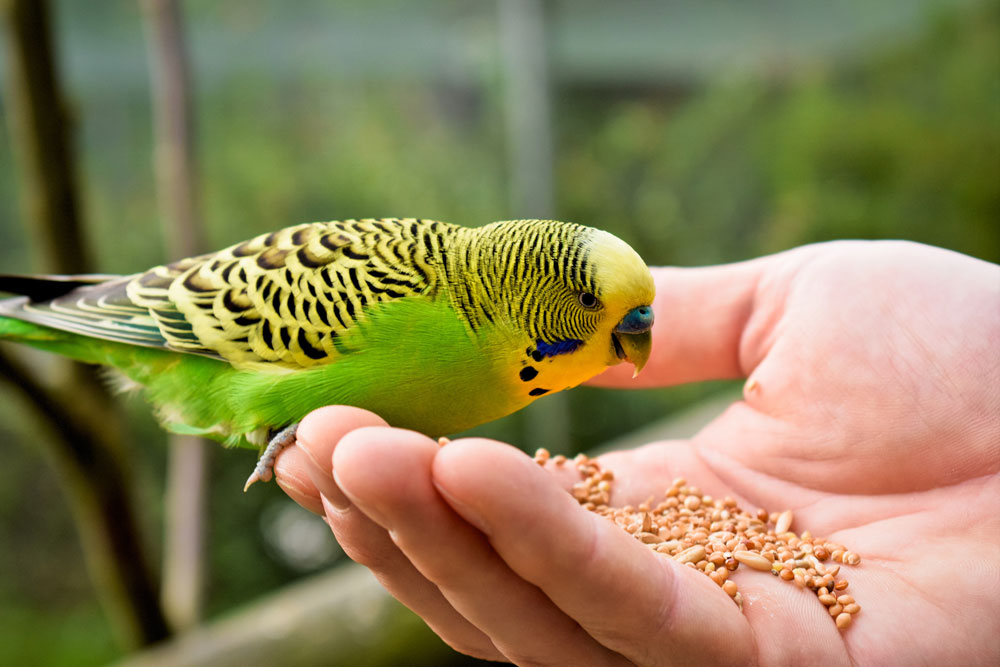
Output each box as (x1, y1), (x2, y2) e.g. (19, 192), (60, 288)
(10, 219), (441, 370)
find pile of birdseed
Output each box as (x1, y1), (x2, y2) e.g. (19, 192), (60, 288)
(534, 449), (862, 630)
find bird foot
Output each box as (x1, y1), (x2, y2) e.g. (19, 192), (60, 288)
(244, 422), (299, 492)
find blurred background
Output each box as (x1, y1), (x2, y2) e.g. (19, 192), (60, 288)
(0, 0), (996, 664)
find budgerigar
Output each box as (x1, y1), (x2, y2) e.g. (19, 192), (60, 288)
(0, 219), (655, 490)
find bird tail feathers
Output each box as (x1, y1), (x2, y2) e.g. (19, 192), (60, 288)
(0, 273), (119, 302)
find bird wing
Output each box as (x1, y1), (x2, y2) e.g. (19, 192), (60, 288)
(4, 219), (442, 369)
(1, 273), (175, 349)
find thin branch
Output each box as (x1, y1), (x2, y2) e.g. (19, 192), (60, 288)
(0, 0), (170, 648)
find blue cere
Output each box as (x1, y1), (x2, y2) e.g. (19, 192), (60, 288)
(614, 306), (654, 334)
(534, 338), (583, 358)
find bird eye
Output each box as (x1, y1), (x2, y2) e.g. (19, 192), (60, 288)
(577, 292), (599, 309)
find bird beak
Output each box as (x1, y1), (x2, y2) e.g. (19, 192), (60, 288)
(612, 306), (654, 377)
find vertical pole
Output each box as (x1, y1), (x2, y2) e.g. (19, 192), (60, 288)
(499, 0), (555, 218)
(141, 0), (208, 631)
(498, 0), (570, 453)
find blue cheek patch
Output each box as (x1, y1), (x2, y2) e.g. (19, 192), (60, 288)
(534, 338), (583, 358)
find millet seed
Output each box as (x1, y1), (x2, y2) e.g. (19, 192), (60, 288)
(549, 451), (864, 631)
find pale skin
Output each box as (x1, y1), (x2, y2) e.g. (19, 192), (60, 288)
(274, 240), (1000, 666)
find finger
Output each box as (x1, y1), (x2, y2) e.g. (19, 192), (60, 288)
(433, 438), (755, 666)
(319, 495), (506, 662)
(334, 427), (631, 666)
(274, 444), (324, 514)
(590, 257), (771, 388)
(278, 408), (505, 661)
(290, 405), (390, 507)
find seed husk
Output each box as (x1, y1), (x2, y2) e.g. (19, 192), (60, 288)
(675, 545), (707, 564)
(554, 451), (863, 630)
(773, 510), (793, 535)
(734, 550), (773, 572)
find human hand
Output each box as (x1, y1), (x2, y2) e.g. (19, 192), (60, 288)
(275, 241), (1000, 665)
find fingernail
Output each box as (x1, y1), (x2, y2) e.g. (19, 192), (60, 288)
(320, 490), (351, 514)
(433, 481), (491, 535)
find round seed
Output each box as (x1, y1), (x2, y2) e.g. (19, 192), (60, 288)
(556, 451), (863, 633)
(835, 612), (852, 629)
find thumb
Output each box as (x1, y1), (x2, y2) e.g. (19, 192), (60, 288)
(592, 256), (773, 388)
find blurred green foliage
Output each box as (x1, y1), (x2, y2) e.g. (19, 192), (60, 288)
(559, 5), (999, 265)
(0, 0), (996, 664)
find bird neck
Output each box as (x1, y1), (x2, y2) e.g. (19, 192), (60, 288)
(439, 221), (582, 340)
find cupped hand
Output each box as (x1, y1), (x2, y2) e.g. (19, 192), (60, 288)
(275, 241), (1000, 666)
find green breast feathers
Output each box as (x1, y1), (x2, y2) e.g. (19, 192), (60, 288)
(0, 218), (655, 486)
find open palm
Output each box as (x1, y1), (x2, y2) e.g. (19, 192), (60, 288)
(276, 241), (1000, 666)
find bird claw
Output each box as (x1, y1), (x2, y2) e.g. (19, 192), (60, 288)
(243, 422), (299, 492)
(242, 466), (272, 492)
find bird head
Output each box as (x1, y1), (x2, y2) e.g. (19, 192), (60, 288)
(582, 228), (656, 377)
(467, 221), (655, 393)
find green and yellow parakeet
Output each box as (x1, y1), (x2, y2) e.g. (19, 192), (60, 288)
(0, 219), (655, 489)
